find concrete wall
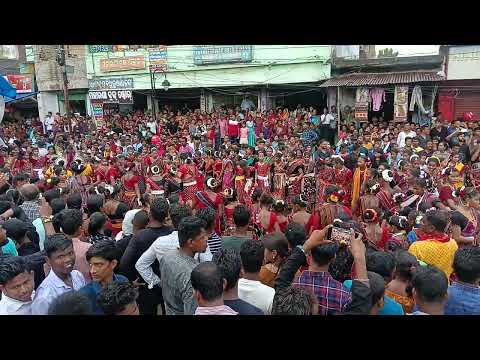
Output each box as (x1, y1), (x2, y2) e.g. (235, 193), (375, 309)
(37, 92), (59, 120)
(34, 45), (88, 91)
(447, 45), (480, 80)
(86, 45), (331, 90)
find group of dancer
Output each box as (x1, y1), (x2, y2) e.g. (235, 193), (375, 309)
(3, 107), (480, 248)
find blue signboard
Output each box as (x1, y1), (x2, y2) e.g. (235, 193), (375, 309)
(193, 45), (253, 65)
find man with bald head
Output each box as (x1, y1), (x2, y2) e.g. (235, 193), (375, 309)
(19, 184), (41, 223)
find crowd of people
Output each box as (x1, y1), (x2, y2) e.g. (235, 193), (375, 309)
(0, 103), (479, 315)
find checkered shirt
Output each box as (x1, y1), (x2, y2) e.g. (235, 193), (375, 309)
(293, 271), (352, 315)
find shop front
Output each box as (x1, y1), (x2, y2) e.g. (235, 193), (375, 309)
(88, 89), (134, 126)
(437, 80), (480, 122)
(320, 70), (445, 128)
(58, 90), (88, 116)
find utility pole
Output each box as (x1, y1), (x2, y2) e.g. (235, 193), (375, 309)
(57, 45), (70, 121)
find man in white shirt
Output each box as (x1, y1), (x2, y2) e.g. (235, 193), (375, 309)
(238, 240), (275, 314)
(146, 118), (157, 135)
(44, 112), (55, 135)
(32, 234), (86, 315)
(397, 123), (417, 149)
(135, 204), (212, 289)
(0, 257), (35, 315)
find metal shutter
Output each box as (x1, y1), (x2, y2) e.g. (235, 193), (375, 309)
(454, 91), (480, 121)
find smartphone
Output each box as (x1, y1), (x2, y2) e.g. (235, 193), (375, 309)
(328, 226), (353, 246)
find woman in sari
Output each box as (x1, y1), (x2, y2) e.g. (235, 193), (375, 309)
(286, 151), (304, 206)
(351, 156), (370, 210)
(412, 177), (438, 212)
(221, 158), (235, 192)
(249, 188), (263, 237)
(452, 187), (480, 246)
(290, 194), (311, 227)
(306, 185), (351, 235)
(234, 160), (249, 204)
(213, 151), (224, 182)
(145, 164), (166, 196)
(352, 179), (381, 221)
(363, 207), (390, 251)
(302, 157), (317, 212)
(204, 149), (215, 179)
(246, 118), (256, 148)
(394, 160), (410, 192)
(258, 193), (281, 235)
(331, 155), (352, 207)
(425, 156), (442, 189)
(30, 147), (47, 180)
(438, 168), (464, 210)
(121, 162), (142, 208)
(68, 160), (91, 207)
(450, 210), (476, 248)
(271, 152), (286, 201)
(223, 188), (239, 236)
(385, 215), (410, 252)
(255, 150), (271, 194)
(193, 177), (225, 236)
(272, 199), (289, 233)
(177, 153), (199, 207)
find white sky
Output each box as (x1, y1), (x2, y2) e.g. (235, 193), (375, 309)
(376, 45), (439, 57)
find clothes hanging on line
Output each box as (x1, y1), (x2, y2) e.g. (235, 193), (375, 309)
(409, 85), (429, 115)
(369, 88), (386, 112)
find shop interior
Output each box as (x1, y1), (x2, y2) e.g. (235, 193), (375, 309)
(339, 84), (438, 123)
(268, 84), (328, 111)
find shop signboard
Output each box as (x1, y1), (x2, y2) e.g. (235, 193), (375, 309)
(89, 45), (161, 53)
(193, 45), (253, 65)
(88, 45), (114, 53)
(88, 89), (133, 104)
(25, 45), (35, 62)
(100, 56), (146, 72)
(4, 74), (33, 93)
(148, 46), (168, 71)
(91, 101), (104, 121)
(89, 78), (134, 90)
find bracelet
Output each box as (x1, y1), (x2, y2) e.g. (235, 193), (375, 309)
(42, 215), (53, 223)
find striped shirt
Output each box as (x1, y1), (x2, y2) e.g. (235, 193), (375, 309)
(208, 232), (223, 256)
(194, 305), (238, 315)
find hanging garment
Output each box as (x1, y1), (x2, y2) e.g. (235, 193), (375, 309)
(412, 108), (431, 127)
(438, 94), (455, 122)
(409, 85), (429, 114)
(369, 88), (386, 111)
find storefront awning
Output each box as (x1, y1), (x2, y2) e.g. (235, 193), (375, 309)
(4, 92), (37, 104)
(320, 71), (445, 87)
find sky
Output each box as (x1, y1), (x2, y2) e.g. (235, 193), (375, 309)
(376, 45), (440, 57)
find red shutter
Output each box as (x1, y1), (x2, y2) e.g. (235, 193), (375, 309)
(454, 91), (480, 122)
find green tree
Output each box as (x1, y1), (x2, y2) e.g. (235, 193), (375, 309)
(378, 48), (399, 58)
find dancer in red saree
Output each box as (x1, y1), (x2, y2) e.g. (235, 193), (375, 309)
(193, 177), (225, 235)
(178, 153), (199, 206)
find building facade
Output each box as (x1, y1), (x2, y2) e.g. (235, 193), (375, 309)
(440, 45), (480, 122)
(322, 53), (445, 128)
(1, 45), (37, 120)
(34, 45), (89, 120)
(85, 45), (331, 120)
